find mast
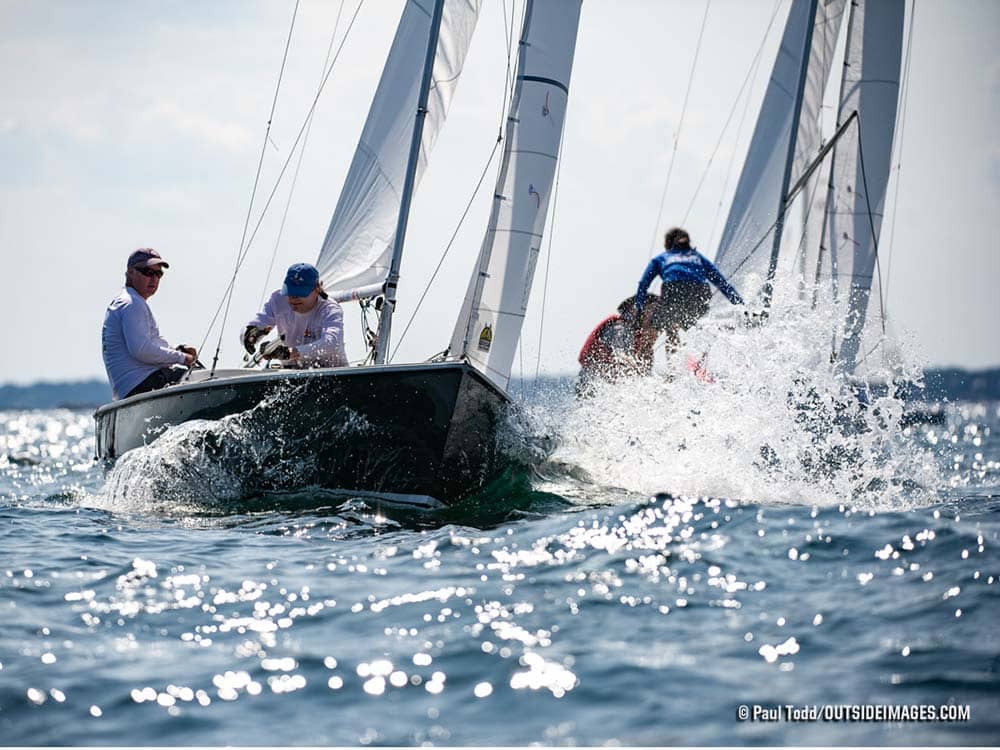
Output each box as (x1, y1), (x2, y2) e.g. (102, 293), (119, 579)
(374, 0), (447, 365)
(762, 0), (819, 309)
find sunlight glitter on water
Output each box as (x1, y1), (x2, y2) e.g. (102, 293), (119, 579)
(2, 497), (997, 745)
(3, 383), (998, 746)
(1, 411), (97, 499)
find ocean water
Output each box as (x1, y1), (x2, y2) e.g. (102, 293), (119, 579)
(2, 344), (999, 745)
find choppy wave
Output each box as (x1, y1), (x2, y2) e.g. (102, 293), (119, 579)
(88, 391), (377, 515)
(1, 383), (998, 744)
(508, 295), (942, 510)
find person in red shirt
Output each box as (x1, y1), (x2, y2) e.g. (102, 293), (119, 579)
(576, 295), (658, 397)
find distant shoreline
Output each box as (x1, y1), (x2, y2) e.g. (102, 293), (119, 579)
(1, 368), (998, 410)
(0, 379), (113, 410)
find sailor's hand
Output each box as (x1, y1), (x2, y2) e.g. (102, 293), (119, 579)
(176, 344), (198, 366)
(243, 326), (272, 354)
(263, 344), (291, 361)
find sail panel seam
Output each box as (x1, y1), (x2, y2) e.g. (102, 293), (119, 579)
(490, 228), (544, 239)
(508, 149), (557, 160)
(517, 74), (568, 94)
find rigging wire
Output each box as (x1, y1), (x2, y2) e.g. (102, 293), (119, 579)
(194, 0), (366, 371)
(207, 0), (301, 376)
(681, 0), (783, 230)
(704, 42), (765, 251)
(854, 118), (888, 339)
(499, 0), (516, 140)
(645, 0), (711, 259)
(880, 0), (917, 312)
(259, 0), (347, 307)
(512, 1), (526, 97)
(356, 297), (379, 365)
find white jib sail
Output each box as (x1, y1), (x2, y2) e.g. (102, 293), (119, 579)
(823, 0), (904, 372)
(315, 0), (481, 297)
(447, 0), (582, 390)
(714, 0), (846, 298)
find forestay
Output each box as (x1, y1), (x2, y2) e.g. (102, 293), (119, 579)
(315, 0), (481, 297)
(447, 0), (582, 390)
(714, 0), (846, 297)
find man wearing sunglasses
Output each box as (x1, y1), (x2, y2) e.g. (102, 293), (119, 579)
(101, 248), (198, 400)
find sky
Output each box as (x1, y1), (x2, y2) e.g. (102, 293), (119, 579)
(1, 0), (998, 386)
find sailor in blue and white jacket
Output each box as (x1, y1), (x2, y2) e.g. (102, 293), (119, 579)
(634, 227), (743, 345)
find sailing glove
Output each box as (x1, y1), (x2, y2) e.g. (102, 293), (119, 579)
(243, 326), (269, 354)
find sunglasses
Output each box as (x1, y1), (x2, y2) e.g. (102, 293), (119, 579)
(135, 266), (164, 278)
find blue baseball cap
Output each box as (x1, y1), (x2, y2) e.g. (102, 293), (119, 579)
(282, 263), (319, 297)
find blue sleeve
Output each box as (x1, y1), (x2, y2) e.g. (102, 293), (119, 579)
(636, 257), (660, 313)
(699, 254), (744, 305)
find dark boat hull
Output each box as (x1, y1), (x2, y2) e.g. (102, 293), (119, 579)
(94, 362), (508, 504)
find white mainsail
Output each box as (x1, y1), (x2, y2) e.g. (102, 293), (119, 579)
(315, 0), (481, 297)
(820, 0), (904, 372)
(447, 0), (582, 390)
(714, 0), (847, 297)
(795, 0), (849, 289)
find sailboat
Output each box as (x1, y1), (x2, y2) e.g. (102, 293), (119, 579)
(94, 0), (583, 506)
(712, 0), (904, 381)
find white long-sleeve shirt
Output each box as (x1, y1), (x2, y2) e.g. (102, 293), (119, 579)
(247, 291), (348, 367)
(102, 286), (186, 399)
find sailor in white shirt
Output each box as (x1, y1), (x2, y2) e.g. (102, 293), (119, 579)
(242, 263), (348, 368)
(101, 249), (198, 400)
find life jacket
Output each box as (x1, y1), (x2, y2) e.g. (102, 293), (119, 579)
(578, 315), (621, 369)
(579, 314), (655, 380)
